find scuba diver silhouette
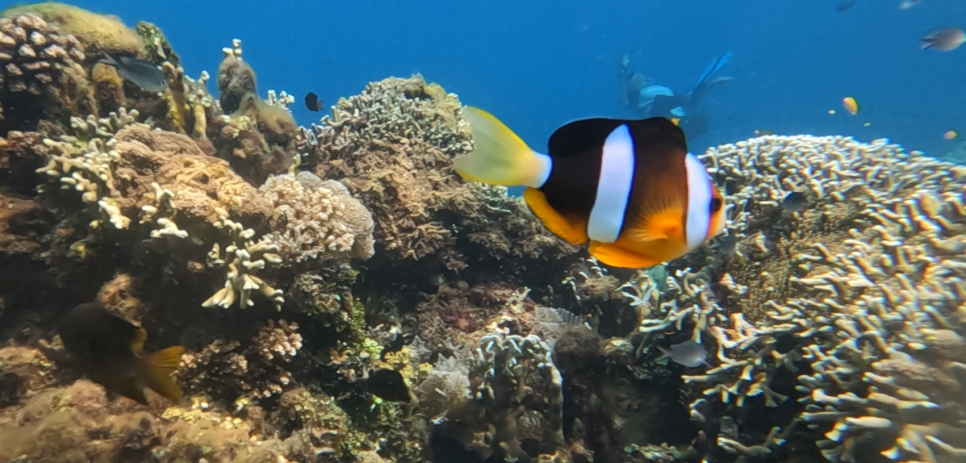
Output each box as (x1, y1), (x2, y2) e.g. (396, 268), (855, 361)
(619, 52), (733, 139)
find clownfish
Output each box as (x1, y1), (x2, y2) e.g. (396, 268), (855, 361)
(453, 107), (726, 269)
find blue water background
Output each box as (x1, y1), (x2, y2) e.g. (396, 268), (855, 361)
(48, 0), (966, 158)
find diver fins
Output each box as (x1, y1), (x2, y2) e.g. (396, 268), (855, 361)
(693, 52), (733, 90)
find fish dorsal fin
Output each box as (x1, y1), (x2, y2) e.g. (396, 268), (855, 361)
(547, 118), (626, 159)
(143, 346), (185, 403)
(131, 327), (147, 354)
(626, 117), (689, 153)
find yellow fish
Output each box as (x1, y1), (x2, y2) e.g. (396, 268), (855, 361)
(59, 302), (184, 404)
(842, 97), (859, 116)
(453, 107), (726, 269)
(944, 130), (958, 140)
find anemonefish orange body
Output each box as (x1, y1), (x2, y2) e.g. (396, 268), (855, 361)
(453, 107), (726, 269)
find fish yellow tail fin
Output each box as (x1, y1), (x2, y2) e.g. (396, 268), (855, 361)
(142, 346), (184, 403)
(454, 107), (552, 188)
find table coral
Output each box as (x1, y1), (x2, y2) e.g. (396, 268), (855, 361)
(260, 171), (375, 263)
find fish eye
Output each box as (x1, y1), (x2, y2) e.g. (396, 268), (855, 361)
(709, 197), (722, 213)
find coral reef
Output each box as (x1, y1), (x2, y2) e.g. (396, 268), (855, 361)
(0, 12), (91, 130)
(618, 135), (966, 463)
(259, 171), (375, 263)
(304, 74), (574, 275)
(1, 4), (964, 462)
(2, 2), (143, 59)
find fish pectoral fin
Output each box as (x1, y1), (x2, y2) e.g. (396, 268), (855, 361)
(524, 188), (588, 245)
(588, 241), (661, 269)
(629, 206), (683, 243)
(112, 379), (149, 405)
(143, 346), (184, 403)
(131, 327), (147, 354)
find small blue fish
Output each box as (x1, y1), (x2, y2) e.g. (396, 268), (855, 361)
(98, 54), (169, 93)
(657, 340), (709, 367)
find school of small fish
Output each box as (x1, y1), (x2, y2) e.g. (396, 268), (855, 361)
(832, 0), (962, 141)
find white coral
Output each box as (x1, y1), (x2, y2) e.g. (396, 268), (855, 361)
(203, 218), (284, 310)
(259, 172), (374, 263)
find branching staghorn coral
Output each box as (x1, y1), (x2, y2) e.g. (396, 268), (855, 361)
(788, 187), (966, 462)
(473, 328), (565, 462)
(160, 60), (214, 139)
(265, 89), (294, 109)
(259, 171), (374, 263)
(202, 217), (284, 310)
(35, 108), (143, 229)
(139, 181), (187, 239)
(647, 135), (966, 462)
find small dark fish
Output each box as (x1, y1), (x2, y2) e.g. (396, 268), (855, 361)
(715, 233), (737, 257)
(98, 54), (168, 93)
(781, 191), (809, 212)
(366, 368), (411, 402)
(836, 0), (857, 12)
(657, 340), (709, 367)
(921, 27), (966, 52)
(304, 92), (323, 112)
(754, 129), (776, 136)
(59, 302), (183, 404)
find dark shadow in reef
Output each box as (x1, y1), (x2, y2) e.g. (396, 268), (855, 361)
(429, 432), (493, 463)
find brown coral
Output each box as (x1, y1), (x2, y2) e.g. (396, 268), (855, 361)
(216, 39), (255, 114)
(0, 13), (86, 96)
(307, 74), (573, 271)
(0, 377), (291, 463)
(178, 320), (302, 403)
(112, 124), (273, 230)
(3, 3), (144, 59)
(0, 13), (93, 128)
